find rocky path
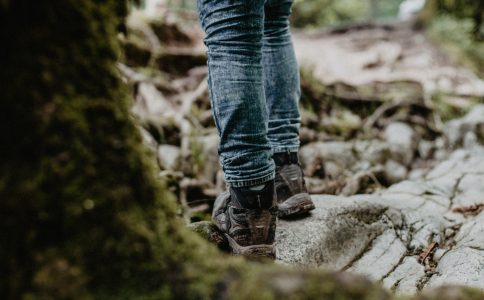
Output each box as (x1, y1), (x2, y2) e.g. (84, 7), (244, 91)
(277, 144), (484, 295)
(275, 24), (484, 295)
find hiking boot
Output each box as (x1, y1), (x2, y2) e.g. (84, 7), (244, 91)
(212, 181), (277, 258)
(274, 151), (315, 218)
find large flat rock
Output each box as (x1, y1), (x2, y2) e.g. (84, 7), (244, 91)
(277, 146), (484, 294)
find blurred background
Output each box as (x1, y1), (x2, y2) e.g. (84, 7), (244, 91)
(119, 0), (484, 222)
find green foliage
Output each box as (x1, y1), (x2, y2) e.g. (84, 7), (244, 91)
(291, 0), (369, 28)
(375, 0), (403, 19)
(291, 0), (404, 28)
(419, 0), (483, 39)
(428, 14), (484, 76)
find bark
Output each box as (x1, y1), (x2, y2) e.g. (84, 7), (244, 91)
(0, 1), (483, 299)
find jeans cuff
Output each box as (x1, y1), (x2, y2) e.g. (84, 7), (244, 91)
(272, 146), (299, 154)
(227, 172), (275, 188)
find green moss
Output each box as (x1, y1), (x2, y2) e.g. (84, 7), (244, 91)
(0, 1), (219, 298)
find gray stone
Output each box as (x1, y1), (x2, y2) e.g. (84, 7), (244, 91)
(277, 146), (484, 294)
(453, 213), (484, 249)
(347, 230), (408, 281)
(451, 173), (484, 208)
(196, 134), (220, 183)
(444, 105), (484, 148)
(418, 140), (435, 159)
(433, 248), (448, 262)
(140, 126), (158, 153)
(384, 160), (408, 184)
(299, 142), (356, 178)
(408, 168), (427, 180)
(158, 144), (181, 170)
(340, 166), (384, 196)
(276, 195), (390, 270)
(382, 257), (424, 295)
(132, 82), (175, 122)
(383, 122), (418, 166)
(353, 140), (391, 165)
(424, 247), (484, 291)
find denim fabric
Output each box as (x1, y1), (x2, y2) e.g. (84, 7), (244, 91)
(198, 0), (301, 187)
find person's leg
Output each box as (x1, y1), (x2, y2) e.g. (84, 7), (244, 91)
(263, 0), (300, 154)
(263, 0), (315, 217)
(198, 0), (274, 188)
(197, 0), (277, 257)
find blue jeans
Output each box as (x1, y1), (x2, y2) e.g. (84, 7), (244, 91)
(197, 0), (301, 187)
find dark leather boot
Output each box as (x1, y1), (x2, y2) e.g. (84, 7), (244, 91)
(212, 180), (277, 258)
(274, 152), (315, 218)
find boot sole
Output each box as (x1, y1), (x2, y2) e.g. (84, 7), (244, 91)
(278, 193), (315, 218)
(225, 234), (276, 259)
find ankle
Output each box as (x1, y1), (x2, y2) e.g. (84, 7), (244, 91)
(230, 180), (275, 209)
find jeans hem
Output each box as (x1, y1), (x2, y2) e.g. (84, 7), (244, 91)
(272, 146), (299, 154)
(227, 172), (275, 188)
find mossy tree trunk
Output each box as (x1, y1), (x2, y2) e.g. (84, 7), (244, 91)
(0, 1), (219, 298)
(1, 1), (484, 299)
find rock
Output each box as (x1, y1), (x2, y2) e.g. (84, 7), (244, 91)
(195, 134), (220, 183)
(418, 140), (435, 160)
(384, 160), (408, 184)
(444, 104), (484, 148)
(324, 81), (423, 104)
(320, 109), (362, 137)
(277, 146), (484, 294)
(140, 126), (158, 153)
(132, 82), (175, 121)
(158, 145), (181, 170)
(340, 166), (384, 196)
(215, 170), (226, 193)
(299, 127), (318, 145)
(425, 247), (484, 292)
(347, 230), (408, 281)
(451, 173), (484, 209)
(408, 168), (427, 180)
(383, 122), (418, 166)
(304, 177), (340, 194)
(463, 131), (479, 148)
(382, 257), (424, 295)
(433, 249), (448, 263)
(188, 221), (229, 251)
(299, 108), (319, 127)
(353, 140), (391, 165)
(276, 195), (392, 269)
(299, 142), (356, 179)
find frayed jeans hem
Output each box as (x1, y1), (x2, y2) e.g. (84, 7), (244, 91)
(227, 172), (275, 188)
